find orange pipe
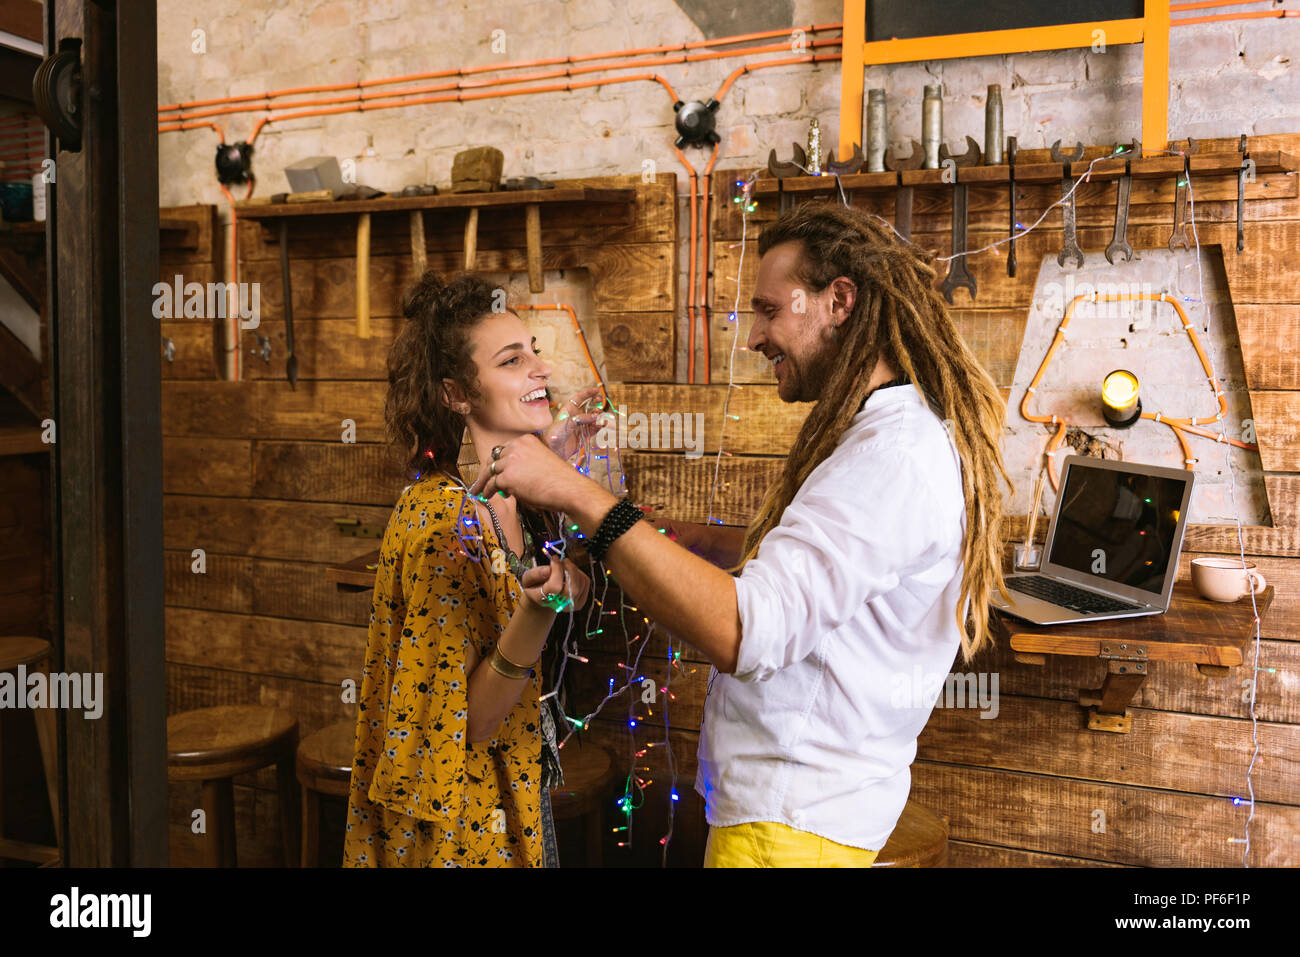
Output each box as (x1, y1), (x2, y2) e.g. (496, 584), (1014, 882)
(1171, 0), (1271, 9)
(515, 303), (608, 404)
(1174, 9), (1300, 24)
(700, 143), (721, 384)
(675, 146), (699, 384)
(157, 22), (845, 114)
(160, 36), (842, 128)
(244, 72), (685, 144)
(1019, 292), (1257, 491)
(217, 178), (256, 382)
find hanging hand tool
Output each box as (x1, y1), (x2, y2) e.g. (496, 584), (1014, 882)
(356, 212), (371, 339)
(1236, 134), (1250, 252)
(278, 218), (298, 388)
(884, 139), (924, 242)
(1105, 140), (1137, 265)
(767, 143), (806, 213)
(825, 142), (864, 176)
(1169, 137), (1196, 251)
(1050, 139), (1086, 269)
(1007, 136), (1018, 277)
(939, 136), (981, 303)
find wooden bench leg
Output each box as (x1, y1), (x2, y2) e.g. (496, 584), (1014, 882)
(31, 658), (62, 857)
(202, 778), (236, 867)
(301, 786), (320, 868)
(277, 756), (302, 867)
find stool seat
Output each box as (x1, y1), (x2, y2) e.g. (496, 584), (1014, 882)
(549, 743), (619, 867)
(167, 705), (298, 781)
(166, 705), (300, 867)
(871, 799), (948, 867)
(296, 719), (355, 798)
(0, 636), (53, 670)
(296, 718), (358, 867)
(0, 637), (60, 866)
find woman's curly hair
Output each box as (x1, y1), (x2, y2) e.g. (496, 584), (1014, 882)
(385, 271), (506, 482)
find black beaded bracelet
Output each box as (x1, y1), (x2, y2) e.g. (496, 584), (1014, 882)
(587, 499), (644, 563)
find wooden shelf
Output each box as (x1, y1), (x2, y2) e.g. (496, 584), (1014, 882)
(234, 186), (636, 220)
(0, 426), (47, 456)
(751, 150), (1298, 196)
(326, 548), (380, 590)
(994, 580), (1274, 733)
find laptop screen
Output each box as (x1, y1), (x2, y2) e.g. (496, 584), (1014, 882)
(1047, 462), (1190, 596)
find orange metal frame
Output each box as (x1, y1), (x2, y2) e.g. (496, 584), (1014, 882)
(838, 0), (1170, 158)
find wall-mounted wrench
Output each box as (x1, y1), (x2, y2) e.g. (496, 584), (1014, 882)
(1169, 137), (1197, 251)
(1105, 140), (1137, 265)
(940, 136), (981, 303)
(1007, 136), (1018, 277)
(1051, 139), (1085, 269)
(1236, 134), (1250, 252)
(884, 139), (924, 242)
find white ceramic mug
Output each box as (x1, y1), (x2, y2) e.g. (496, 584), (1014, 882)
(1190, 557), (1267, 602)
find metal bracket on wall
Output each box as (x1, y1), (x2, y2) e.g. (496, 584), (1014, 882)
(1079, 642), (1149, 733)
(333, 517), (385, 539)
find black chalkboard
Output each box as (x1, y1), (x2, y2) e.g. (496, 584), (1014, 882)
(867, 1), (1144, 41)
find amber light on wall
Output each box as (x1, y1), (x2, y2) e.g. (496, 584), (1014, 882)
(1101, 368), (1142, 428)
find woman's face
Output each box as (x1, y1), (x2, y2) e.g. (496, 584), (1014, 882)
(458, 311), (554, 434)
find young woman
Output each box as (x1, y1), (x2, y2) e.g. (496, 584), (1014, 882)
(343, 271), (598, 867)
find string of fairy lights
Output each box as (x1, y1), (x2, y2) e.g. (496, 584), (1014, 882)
(421, 133), (1267, 865)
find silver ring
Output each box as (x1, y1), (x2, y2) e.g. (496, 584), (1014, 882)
(489, 460), (497, 475)
(492, 445), (504, 460)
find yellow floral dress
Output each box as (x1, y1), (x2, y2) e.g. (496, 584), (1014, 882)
(343, 476), (547, 867)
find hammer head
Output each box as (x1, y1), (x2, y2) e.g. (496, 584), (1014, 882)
(939, 135), (982, 168)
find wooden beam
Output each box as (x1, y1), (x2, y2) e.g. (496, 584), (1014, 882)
(1142, 0), (1171, 157)
(49, 0), (166, 866)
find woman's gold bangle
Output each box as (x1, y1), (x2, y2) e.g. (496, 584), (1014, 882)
(489, 643), (539, 679)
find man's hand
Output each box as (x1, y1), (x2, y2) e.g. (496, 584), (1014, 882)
(470, 432), (594, 514)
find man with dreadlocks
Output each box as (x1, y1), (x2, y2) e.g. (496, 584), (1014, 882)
(473, 201), (1013, 867)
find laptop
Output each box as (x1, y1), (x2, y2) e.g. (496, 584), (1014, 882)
(991, 455), (1196, 625)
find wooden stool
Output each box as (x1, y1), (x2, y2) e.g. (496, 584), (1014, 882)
(295, 718), (355, 867)
(166, 705), (300, 867)
(871, 799), (949, 867)
(0, 636), (61, 866)
(550, 744), (619, 867)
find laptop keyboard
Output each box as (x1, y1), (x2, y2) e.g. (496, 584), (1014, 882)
(1006, 576), (1142, 614)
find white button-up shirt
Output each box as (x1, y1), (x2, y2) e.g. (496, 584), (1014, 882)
(694, 383), (967, 851)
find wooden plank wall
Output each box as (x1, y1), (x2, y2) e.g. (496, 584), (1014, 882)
(633, 133), (1298, 867)
(158, 177), (681, 865)
(159, 130), (1299, 866)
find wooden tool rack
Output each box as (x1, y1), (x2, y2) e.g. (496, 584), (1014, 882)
(753, 149), (1299, 200)
(236, 186), (636, 295)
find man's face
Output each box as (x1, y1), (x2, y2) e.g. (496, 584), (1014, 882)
(747, 241), (853, 403)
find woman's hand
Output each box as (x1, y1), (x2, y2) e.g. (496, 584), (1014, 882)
(518, 556), (590, 613)
(542, 387), (609, 462)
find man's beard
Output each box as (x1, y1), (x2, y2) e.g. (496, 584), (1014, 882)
(788, 336), (839, 403)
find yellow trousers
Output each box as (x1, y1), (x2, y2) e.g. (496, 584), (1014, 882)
(703, 820), (880, 868)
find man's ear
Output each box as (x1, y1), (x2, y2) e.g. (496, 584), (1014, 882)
(830, 276), (857, 328)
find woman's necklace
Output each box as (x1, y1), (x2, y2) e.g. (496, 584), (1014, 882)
(482, 498), (534, 580)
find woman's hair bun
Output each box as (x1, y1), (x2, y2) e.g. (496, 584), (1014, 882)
(402, 269), (447, 322)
